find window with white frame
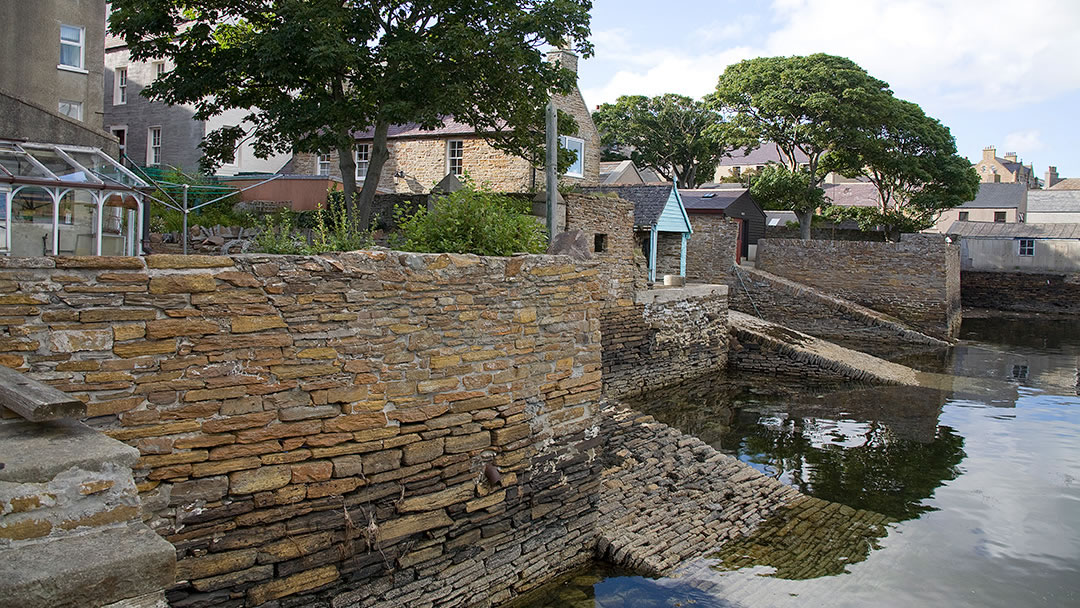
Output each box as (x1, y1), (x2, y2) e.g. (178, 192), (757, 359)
(58, 100), (83, 121)
(355, 144), (370, 180)
(115, 67), (127, 105)
(153, 61), (166, 78)
(447, 140), (464, 176)
(1018, 238), (1034, 256)
(559, 135), (584, 178)
(317, 154), (332, 176)
(59, 25), (84, 70)
(147, 127), (162, 165)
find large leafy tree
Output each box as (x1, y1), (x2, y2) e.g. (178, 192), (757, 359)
(708, 54), (892, 239)
(109, 0), (593, 230)
(592, 94), (730, 188)
(750, 165), (825, 215)
(823, 98), (979, 240)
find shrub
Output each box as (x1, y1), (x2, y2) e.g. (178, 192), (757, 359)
(253, 190), (373, 255)
(393, 182), (547, 256)
(254, 211), (307, 254)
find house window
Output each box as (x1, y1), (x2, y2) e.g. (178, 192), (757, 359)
(1012, 364), (1029, 379)
(447, 140), (464, 176)
(59, 25), (84, 70)
(317, 154), (332, 176)
(147, 127), (162, 166)
(112, 127), (127, 160)
(994, 211), (1007, 222)
(958, 211), (969, 221)
(58, 100), (82, 121)
(355, 144), (370, 180)
(153, 61), (166, 78)
(115, 67), (127, 105)
(594, 233), (608, 253)
(559, 135), (585, 178)
(1018, 239), (1034, 256)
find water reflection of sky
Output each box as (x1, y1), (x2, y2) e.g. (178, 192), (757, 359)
(579, 317), (1080, 608)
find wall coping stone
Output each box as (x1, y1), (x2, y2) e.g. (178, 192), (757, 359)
(0, 419), (139, 483)
(634, 284), (728, 305)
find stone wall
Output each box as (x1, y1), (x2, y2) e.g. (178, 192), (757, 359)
(654, 233), (684, 279)
(0, 252), (606, 608)
(961, 270), (1080, 314)
(756, 235), (961, 339)
(685, 215), (740, 285)
(564, 192), (641, 304)
(601, 286), (729, 399)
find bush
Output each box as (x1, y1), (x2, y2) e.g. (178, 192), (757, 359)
(392, 182), (547, 256)
(147, 168), (255, 232)
(253, 190), (373, 255)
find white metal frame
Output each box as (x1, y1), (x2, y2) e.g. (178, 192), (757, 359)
(58, 100), (83, 121)
(58, 24), (85, 71)
(559, 135), (585, 178)
(446, 140), (464, 176)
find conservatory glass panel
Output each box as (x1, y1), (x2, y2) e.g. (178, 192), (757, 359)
(102, 193), (136, 256)
(57, 190), (98, 255)
(11, 187), (55, 257)
(23, 147), (93, 183)
(0, 149), (53, 180)
(63, 149), (140, 187)
(0, 190), (8, 254)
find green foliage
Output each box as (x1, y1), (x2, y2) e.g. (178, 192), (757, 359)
(750, 165), (826, 213)
(393, 182), (547, 256)
(254, 189), (373, 254)
(146, 168), (254, 233)
(593, 94), (729, 188)
(254, 212), (307, 255)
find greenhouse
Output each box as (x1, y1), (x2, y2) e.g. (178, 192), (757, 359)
(0, 140), (151, 257)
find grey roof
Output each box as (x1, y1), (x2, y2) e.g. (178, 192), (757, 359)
(718, 144), (809, 167)
(946, 221), (1080, 239)
(680, 188), (752, 212)
(823, 182), (879, 207)
(579, 184), (674, 227)
(1049, 178), (1080, 190)
(1027, 190), (1080, 213)
(352, 117), (482, 140)
(599, 160), (644, 185)
(638, 167), (667, 183)
(960, 183), (1027, 209)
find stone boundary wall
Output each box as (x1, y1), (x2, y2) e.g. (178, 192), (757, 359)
(601, 286), (729, 399)
(564, 192), (641, 305)
(729, 267), (947, 352)
(0, 251), (606, 608)
(961, 270), (1080, 314)
(756, 235), (961, 339)
(685, 215), (740, 285)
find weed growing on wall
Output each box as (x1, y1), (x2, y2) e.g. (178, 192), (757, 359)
(254, 190), (373, 254)
(393, 181), (547, 256)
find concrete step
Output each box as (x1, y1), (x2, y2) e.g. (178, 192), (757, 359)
(0, 523), (175, 608)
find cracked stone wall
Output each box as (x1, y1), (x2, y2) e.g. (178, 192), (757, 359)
(0, 251), (606, 607)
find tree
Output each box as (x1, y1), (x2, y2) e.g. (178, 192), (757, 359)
(750, 165), (825, 218)
(823, 97), (980, 240)
(709, 54), (893, 239)
(592, 94), (730, 188)
(109, 0), (593, 231)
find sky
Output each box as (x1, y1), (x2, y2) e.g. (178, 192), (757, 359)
(576, 0), (1080, 180)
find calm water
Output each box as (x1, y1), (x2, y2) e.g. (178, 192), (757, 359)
(513, 317), (1080, 608)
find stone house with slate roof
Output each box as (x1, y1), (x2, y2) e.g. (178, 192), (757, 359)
(581, 184), (693, 282)
(1027, 190), (1080, 223)
(288, 49), (600, 194)
(974, 146), (1037, 188)
(930, 182), (1028, 233)
(680, 188), (766, 262)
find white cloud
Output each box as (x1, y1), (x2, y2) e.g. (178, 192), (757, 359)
(583, 0), (1080, 112)
(1003, 130), (1044, 154)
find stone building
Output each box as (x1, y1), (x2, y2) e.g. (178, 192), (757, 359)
(289, 49), (601, 194)
(930, 183), (1028, 233)
(974, 146), (1037, 188)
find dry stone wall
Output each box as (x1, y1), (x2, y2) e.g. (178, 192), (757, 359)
(0, 251), (606, 608)
(601, 287), (729, 399)
(685, 215), (740, 285)
(564, 192), (641, 305)
(756, 235), (961, 339)
(961, 270), (1080, 314)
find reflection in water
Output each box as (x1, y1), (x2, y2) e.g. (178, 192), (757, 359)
(709, 495), (892, 580)
(506, 565), (730, 608)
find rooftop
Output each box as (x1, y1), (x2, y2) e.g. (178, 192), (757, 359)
(580, 184), (674, 228)
(718, 144), (809, 167)
(960, 182), (1027, 209)
(946, 221), (1080, 239)
(823, 182), (880, 208)
(680, 188), (753, 212)
(1027, 190), (1080, 213)
(1049, 178), (1080, 191)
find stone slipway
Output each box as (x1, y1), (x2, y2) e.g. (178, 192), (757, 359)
(729, 310), (923, 386)
(596, 404), (892, 584)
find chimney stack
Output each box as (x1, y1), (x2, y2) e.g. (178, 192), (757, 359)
(982, 146), (996, 161)
(546, 47), (578, 76)
(1046, 166), (1060, 189)
(1004, 152), (1018, 162)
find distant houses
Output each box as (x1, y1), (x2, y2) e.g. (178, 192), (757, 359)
(973, 146), (1037, 188)
(948, 221), (1080, 273)
(680, 188), (765, 262)
(930, 183), (1028, 233)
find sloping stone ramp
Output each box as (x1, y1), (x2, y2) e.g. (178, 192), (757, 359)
(596, 404), (892, 586)
(728, 310), (923, 386)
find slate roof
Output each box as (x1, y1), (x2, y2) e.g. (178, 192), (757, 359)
(352, 118), (484, 140)
(680, 188), (751, 212)
(946, 221), (1080, 239)
(718, 144), (809, 167)
(960, 183), (1027, 209)
(579, 184), (674, 228)
(823, 182), (880, 208)
(599, 160), (643, 185)
(1027, 190), (1080, 213)
(1049, 178), (1080, 190)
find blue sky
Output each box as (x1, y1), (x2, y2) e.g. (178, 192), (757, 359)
(577, 0), (1080, 180)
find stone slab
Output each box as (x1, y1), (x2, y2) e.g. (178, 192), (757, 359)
(0, 419), (139, 483)
(635, 284), (728, 305)
(0, 365), (86, 421)
(0, 524), (175, 608)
